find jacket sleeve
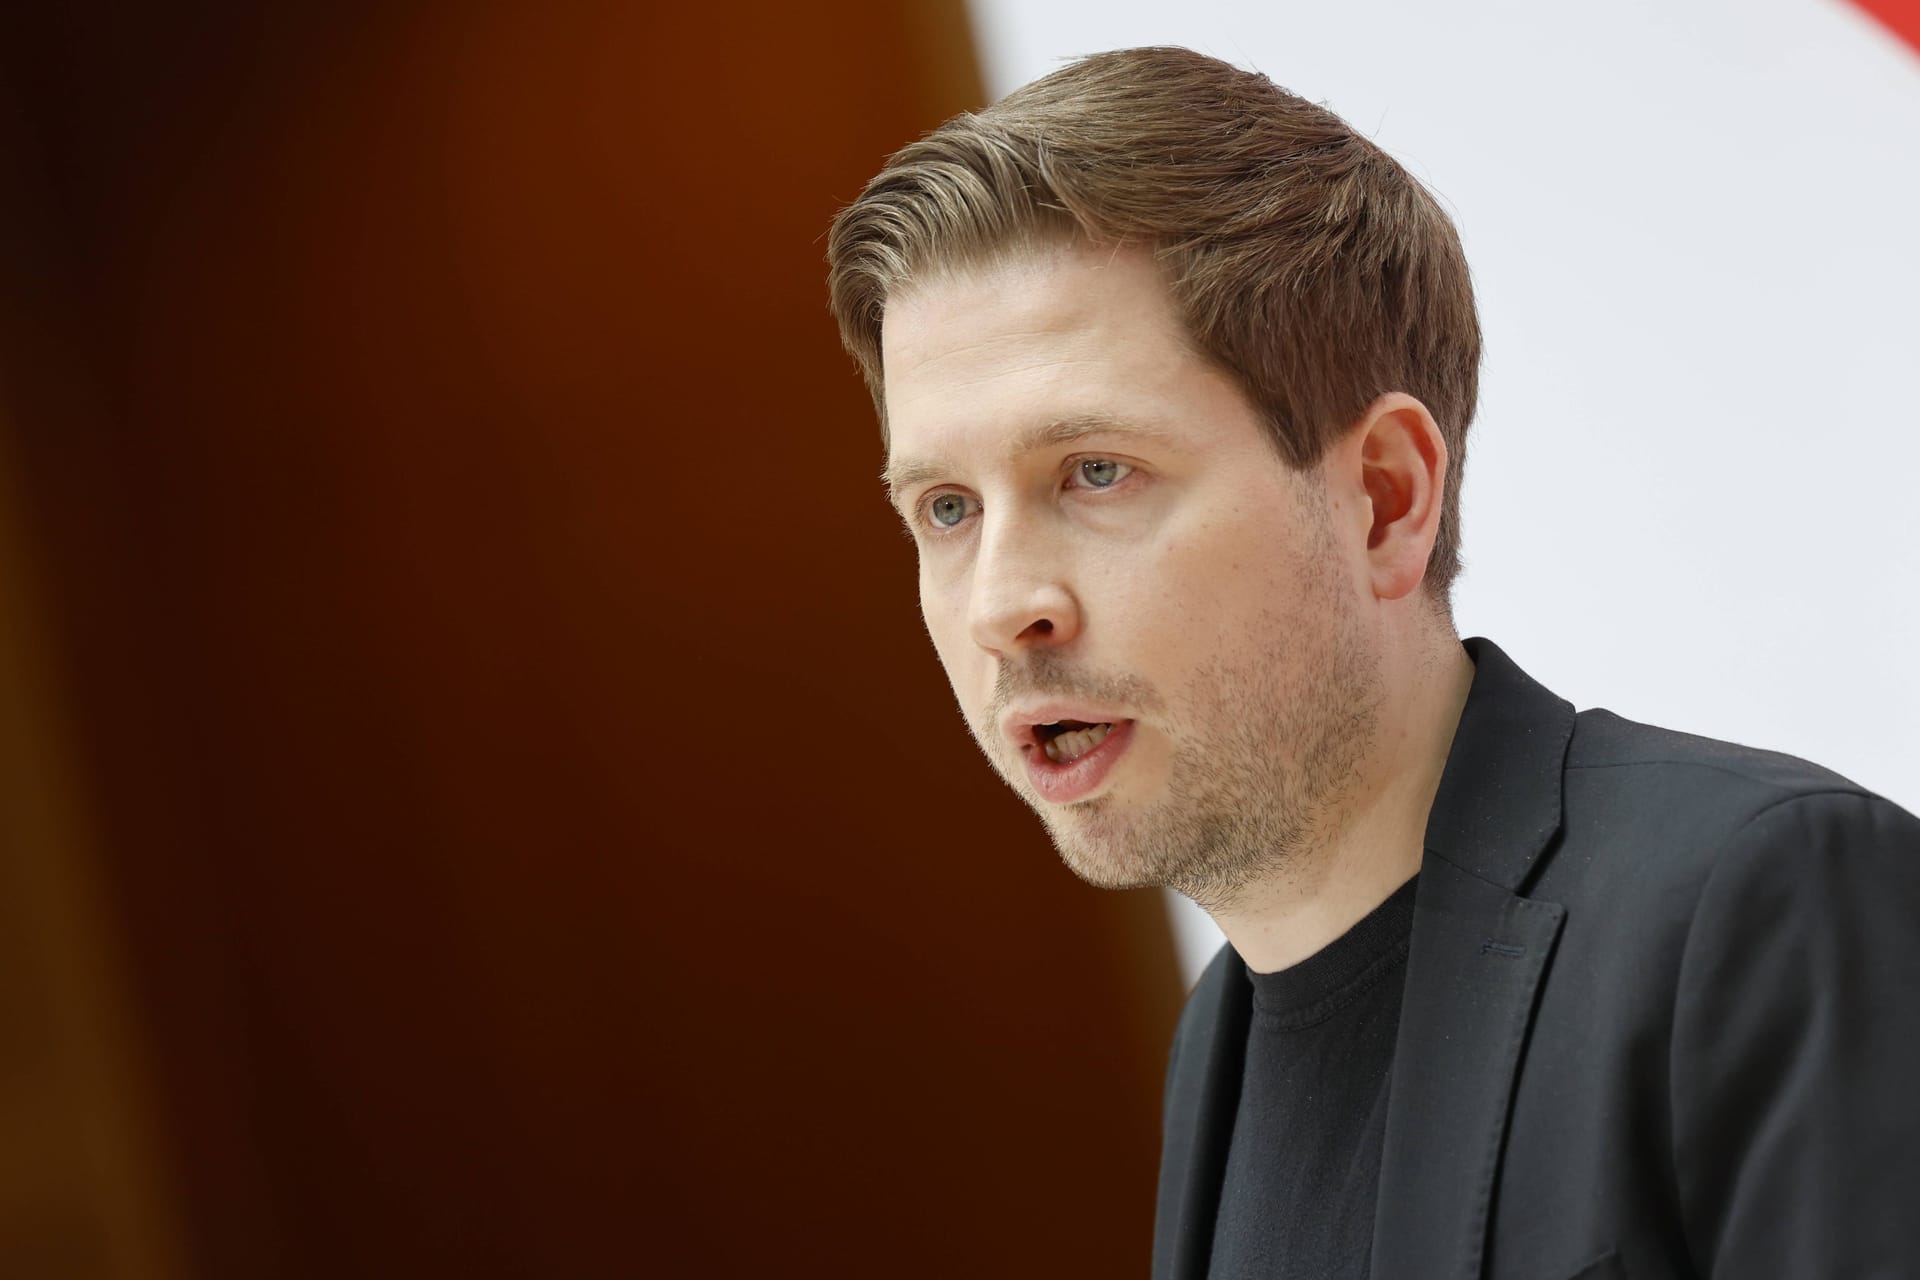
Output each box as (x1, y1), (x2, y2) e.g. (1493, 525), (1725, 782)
(1669, 790), (1920, 1276)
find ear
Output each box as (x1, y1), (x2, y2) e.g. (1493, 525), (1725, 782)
(1350, 393), (1448, 603)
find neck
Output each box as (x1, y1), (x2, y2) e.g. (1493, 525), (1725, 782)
(1210, 631), (1474, 973)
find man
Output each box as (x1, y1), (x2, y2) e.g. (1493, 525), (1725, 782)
(826, 46), (1920, 1280)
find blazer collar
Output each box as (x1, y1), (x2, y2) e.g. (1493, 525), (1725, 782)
(1369, 638), (1576, 1280)
(1422, 637), (1576, 894)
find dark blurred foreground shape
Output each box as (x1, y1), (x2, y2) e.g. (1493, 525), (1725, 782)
(0, 3), (1183, 1276)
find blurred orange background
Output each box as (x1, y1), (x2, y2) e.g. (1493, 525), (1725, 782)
(0, 2), (1181, 1275)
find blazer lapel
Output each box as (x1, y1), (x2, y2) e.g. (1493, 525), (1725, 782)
(1153, 950), (1251, 1280)
(1370, 639), (1576, 1280)
(1370, 856), (1565, 1279)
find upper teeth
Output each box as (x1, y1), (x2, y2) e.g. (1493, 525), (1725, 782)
(1044, 722), (1113, 763)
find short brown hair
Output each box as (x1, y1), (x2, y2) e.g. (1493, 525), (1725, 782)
(827, 46), (1482, 597)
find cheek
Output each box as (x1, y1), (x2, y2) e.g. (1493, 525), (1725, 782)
(1133, 513), (1289, 650)
(917, 562), (958, 645)
(918, 573), (980, 695)
(1150, 516), (1257, 608)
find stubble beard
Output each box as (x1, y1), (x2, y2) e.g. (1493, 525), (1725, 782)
(972, 545), (1382, 915)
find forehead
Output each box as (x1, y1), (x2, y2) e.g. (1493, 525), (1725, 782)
(879, 242), (1215, 464)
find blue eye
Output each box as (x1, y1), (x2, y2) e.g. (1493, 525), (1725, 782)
(1078, 459), (1129, 488)
(927, 493), (974, 528)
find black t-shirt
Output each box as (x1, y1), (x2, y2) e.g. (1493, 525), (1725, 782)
(1206, 875), (1418, 1280)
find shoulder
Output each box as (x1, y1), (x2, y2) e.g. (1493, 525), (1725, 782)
(1530, 706), (1919, 934)
(1559, 707), (1901, 857)
(1498, 707), (1920, 1269)
(1656, 759), (1920, 1268)
(1567, 706), (1862, 799)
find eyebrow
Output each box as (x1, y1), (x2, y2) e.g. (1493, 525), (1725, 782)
(881, 414), (1178, 508)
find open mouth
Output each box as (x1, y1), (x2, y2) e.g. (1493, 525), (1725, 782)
(1034, 720), (1114, 764)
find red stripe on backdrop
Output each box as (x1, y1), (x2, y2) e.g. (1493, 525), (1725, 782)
(1850, 0), (1920, 54)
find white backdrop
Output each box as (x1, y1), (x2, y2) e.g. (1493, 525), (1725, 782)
(964, 0), (1920, 983)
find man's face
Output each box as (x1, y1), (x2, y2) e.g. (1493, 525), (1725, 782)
(880, 241), (1380, 909)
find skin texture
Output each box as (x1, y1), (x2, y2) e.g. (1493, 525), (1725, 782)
(881, 240), (1474, 971)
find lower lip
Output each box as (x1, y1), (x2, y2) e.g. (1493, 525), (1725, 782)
(1023, 720), (1136, 805)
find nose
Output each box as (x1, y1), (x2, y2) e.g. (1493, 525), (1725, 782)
(966, 511), (1081, 655)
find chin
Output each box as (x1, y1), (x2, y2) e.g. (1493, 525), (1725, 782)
(1041, 806), (1166, 892)
(1054, 845), (1160, 892)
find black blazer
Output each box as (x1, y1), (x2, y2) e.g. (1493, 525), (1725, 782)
(1154, 639), (1920, 1280)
